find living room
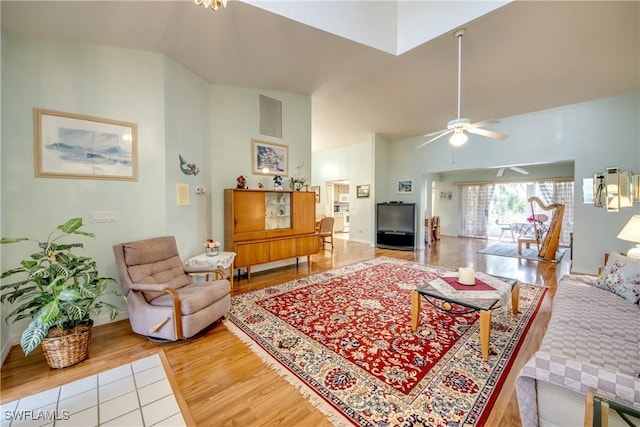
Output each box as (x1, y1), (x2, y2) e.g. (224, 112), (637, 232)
(1, 1), (638, 425)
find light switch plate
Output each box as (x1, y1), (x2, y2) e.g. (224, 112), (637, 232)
(90, 210), (117, 223)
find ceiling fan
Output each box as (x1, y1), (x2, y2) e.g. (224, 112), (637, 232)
(416, 29), (508, 149)
(496, 166), (529, 177)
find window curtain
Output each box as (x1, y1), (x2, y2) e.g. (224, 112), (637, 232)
(533, 180), (574, 246)
(460, 183), (495, 238)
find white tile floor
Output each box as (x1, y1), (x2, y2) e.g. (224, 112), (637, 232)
(1, 354), (186, 427)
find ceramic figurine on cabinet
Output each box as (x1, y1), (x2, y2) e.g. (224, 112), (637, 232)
(237, 175), (248, 189)
(273, 175), (283, 191)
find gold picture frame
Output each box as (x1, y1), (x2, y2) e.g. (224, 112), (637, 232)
(35, 108), (138, 181)
(356, 184), (370, 198)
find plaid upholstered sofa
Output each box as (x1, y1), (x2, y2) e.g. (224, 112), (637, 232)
(516, 252), (640, 427)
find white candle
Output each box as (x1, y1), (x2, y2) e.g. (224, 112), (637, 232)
(458, 267), (475, 285)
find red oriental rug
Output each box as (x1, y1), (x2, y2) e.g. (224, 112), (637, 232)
(224, 257), (546, 426)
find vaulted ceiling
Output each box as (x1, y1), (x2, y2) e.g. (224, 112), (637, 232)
(2, 1), (638, 152)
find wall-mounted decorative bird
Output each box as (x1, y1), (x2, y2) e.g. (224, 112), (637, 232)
(179, 154), (199, 176)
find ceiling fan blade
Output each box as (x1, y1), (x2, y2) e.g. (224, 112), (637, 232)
(510, 166), (529, 175)
(416, 129), (453, 149)
(496, 168), (505, 177)
(424, 127), (448, 138)
(467, 119), (499, 129)
(466, 127), (508, 140)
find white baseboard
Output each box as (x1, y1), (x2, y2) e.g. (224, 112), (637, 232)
(348, 238), (372, 246)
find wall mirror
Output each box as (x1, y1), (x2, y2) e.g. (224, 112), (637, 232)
(619, 170), (633, 208)
(597, 167), (634, 212)
(593, 173), (606, 208)
(606, 167), (620, 212)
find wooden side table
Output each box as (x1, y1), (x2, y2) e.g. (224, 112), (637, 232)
(185, 252), (236, 289)
(517, 236), (538, 255)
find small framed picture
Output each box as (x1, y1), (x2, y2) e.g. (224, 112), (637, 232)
(440, 191), (452, 200)
(251, 139), (288, 176)
(397, 180), (413, 194)
(356, 184), (370, 198)
(311, 185), (320, 203)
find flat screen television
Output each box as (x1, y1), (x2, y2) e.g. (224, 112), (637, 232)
(376, 203), (416, 233)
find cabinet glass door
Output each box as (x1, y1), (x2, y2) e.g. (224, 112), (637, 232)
(265, 192), (291, 230)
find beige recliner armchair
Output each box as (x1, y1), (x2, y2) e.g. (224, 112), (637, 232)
(113, 236), (231, 341)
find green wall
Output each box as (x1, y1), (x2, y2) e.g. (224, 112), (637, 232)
(312, 138), (375, 244)
(0, 34), (312, 360)
(210, 86), (312, 246)
(388, 92), (640, 275)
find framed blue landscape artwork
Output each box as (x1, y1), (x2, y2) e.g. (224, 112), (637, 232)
(35, 109), (138, 181)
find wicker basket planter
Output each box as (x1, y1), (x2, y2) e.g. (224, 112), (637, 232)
(41, 321), (93, 369)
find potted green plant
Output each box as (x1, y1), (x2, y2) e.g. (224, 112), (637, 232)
(0, 217), (122, 368)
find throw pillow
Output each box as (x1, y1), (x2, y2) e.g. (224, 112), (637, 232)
(595, 252), (640, 305)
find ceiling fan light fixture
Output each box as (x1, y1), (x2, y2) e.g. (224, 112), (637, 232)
(449, 129), (468, 147)
(194, 0), (227, 11)
(415, 28), (508, 151)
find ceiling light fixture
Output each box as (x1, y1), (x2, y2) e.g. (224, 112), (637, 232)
(449, 129), (468, 147)
(194, 0), (227, 12)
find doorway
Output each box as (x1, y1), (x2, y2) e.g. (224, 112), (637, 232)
(326, 180), (349, 239)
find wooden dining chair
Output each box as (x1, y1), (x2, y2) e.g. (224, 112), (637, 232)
(318, 217), (335, 249)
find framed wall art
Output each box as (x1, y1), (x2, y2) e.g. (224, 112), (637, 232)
(356, 184), (370, 198)
(252, 139), (288, 176)
(397, 180), (413, 193)
(35, 108), (138, 181)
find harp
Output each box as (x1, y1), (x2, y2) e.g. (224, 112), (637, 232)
(528, 196), (564, 261)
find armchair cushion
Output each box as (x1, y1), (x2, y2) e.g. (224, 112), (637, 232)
(150, 281), (231, 315)
(123, 238), (191, 302)
(129, 283), (170, 292)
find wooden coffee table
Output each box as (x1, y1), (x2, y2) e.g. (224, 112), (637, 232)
(411, 273), (519, 360)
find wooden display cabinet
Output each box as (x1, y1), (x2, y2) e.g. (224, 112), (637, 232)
(224, 189), (319, 280)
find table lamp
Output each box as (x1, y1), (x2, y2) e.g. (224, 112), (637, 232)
(616, 215), (640, 260)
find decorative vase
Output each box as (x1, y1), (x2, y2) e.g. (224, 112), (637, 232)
(206, 247), (219, 256)
(41, 321), (93, 369)
(290, 181), (304, 191)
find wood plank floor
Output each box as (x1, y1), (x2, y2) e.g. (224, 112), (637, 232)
(1, 236), (572, 426)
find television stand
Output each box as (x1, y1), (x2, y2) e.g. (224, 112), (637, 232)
(377, 231), (415, 251)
